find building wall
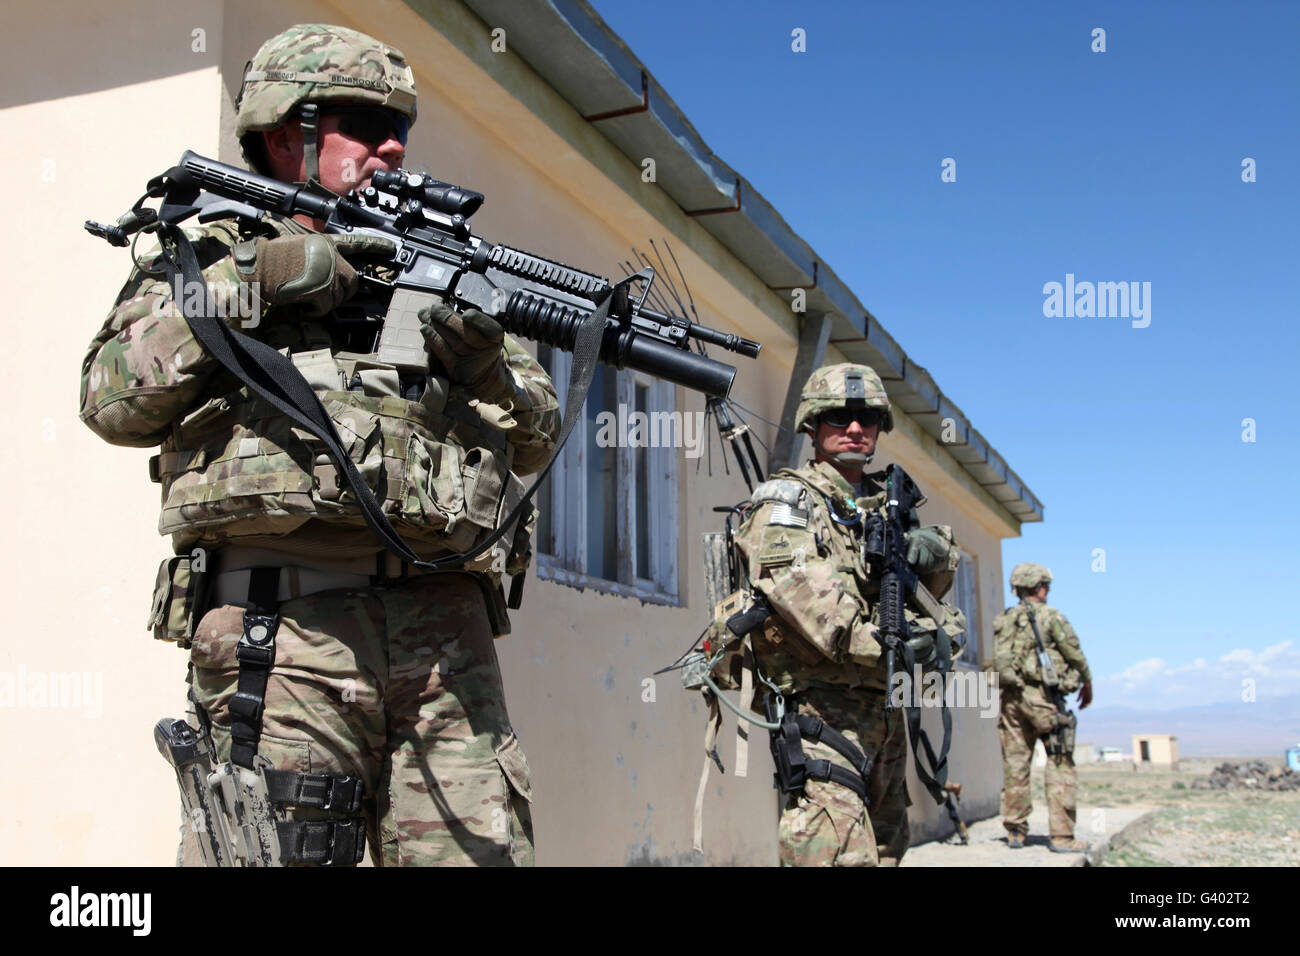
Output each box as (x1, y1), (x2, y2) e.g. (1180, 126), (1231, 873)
(0, 0), (227, 867)
(1133, 734), (1178, 767)
(0, 0), (1020, 865)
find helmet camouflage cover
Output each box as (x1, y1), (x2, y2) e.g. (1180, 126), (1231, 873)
(794, 363), (894, 434)
(1010, 562), (1053, 590)
(235, 23), (418, 141)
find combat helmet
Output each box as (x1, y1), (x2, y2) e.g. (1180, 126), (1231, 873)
(1010, 562), (1053, 592)
(795, 363), (894, 435)
(235, 23), (418, 182)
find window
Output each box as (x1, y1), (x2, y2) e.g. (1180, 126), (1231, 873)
(533, 346), (680, 604)
(950, 549), (981, 666)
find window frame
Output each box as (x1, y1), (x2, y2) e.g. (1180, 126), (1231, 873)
(533, 349), (680, 606)
(950, 547), (982, 667)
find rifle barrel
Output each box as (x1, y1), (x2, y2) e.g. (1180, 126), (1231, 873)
(638, 305), (760, 358)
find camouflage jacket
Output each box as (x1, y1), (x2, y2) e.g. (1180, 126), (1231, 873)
(80, 214), (560, 565)
(992, 600), (1091, 694)
(721, 460), (961, 695)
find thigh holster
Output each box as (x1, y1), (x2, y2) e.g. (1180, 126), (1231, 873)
(765, 695), (873, 804)
(163, 566), (367, 866)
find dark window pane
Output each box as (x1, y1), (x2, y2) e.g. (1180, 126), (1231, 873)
(535, 345), (554, 555)
(635, 384), (649, 580)
(584, 365), (618, 580)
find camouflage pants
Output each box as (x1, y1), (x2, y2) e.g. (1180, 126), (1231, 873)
(999, 684), (1076, 839)
(186, 572), (533, 866)
(777, 686), (910, 867)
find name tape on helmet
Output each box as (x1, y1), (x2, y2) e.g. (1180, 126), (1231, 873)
(244, 70), (389, 93)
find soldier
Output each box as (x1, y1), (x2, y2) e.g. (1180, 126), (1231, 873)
(993, 563), (1093, 852)
(711, 363), (961, 866)
(80, 24), (559, 865)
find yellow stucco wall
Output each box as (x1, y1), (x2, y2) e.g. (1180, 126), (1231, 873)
(0, 0), (1017, 865)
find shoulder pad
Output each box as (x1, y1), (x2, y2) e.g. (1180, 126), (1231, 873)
(750, 479), (804, 507)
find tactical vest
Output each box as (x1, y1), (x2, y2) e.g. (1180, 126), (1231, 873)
(147, 217), (529, 572)
(715, 462), (962, 695)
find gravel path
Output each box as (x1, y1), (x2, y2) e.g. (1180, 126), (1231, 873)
(906, 756), (1300, 867)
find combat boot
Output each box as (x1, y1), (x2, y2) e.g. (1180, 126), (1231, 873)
(1005, 832), (1025, 849)
(1047, 836), (1088, 853)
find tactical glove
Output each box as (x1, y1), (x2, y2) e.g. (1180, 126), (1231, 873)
(419, 302), (514, 403)
(232, 233), (396, 318)
(906, 630), (938, 669)
(905, 527), (950, 574)
(1077, 681), (1093, 709)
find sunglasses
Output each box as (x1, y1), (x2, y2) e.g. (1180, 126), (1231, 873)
(322, 107), (410, 146)
(820, 408), (886, 429)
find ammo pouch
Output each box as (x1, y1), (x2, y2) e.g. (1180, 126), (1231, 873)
(1046, 709), (1078, 757)
(764, 695), (872, 804)
(148, 553), (210, 647)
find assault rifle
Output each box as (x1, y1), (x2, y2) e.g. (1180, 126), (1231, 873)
(1022, 602), (1077, 757)
(862, 464), (959, 704)
(85, 152), (758, 399)
(862, 463), (968, 843)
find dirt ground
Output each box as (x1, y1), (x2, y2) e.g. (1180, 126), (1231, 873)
(1033, 757), (1300, 866)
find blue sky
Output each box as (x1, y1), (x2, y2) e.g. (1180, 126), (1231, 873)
(588, 1), (1300, 731)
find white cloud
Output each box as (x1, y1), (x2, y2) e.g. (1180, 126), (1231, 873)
(1096, 641), (1300, 710)
(1215, 640), (1299, 676)
(1106, 657), (1169, 694)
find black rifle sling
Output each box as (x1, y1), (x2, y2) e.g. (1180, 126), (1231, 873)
(1023, 600), (1071, 717)
(1023, 599), (1055, 669)
(901, 630), (954, 806)
(157, 221), (607, 573)
(873, 465), (954, 806)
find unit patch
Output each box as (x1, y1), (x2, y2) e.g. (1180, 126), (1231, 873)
(757, 525), (814, 567)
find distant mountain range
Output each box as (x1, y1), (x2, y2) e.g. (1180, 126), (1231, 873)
(1077, 694), (1300, 757)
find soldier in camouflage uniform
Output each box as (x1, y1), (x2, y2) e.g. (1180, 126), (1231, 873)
(715, 364), (961, 866)
(80, 25), (559, 866)
(994, 563), (1093, 852)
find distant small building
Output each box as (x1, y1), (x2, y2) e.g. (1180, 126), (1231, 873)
(1133, 734), (1179, 769)
(1098, 747), (1127, 763)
